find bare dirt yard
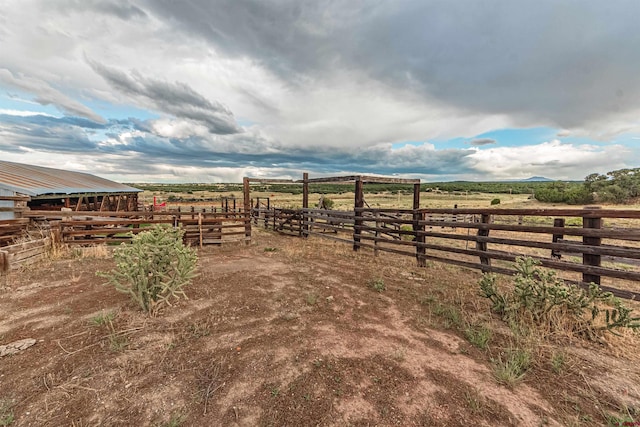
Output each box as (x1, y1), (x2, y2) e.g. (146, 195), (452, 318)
(1, 228), (639, 426)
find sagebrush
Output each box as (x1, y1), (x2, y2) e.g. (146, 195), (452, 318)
(98, 225), (198, 315)
(479, 257), (640, 339)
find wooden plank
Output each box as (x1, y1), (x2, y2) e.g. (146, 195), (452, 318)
(583, 210), (602, 284)
(62, 227), (154, 236)
(305, 175), (420, 184)
(246, 178), (296, 184)
(355, 207), (640, 219)
(3, 238), (50, 252)
(60, 219), (171, 226)
(7, 245), (47, 263)
(65, 237), (133, 244)
(0, 195), (31, 201)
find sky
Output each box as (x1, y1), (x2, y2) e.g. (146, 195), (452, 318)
(1, 1), (640, 183)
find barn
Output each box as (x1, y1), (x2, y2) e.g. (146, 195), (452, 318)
(0, 160), (141, 219)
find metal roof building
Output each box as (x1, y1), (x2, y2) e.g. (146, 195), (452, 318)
(0, 160), (140, 196)
(0, 161), (141, 217)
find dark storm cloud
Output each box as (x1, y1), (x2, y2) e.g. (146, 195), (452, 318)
(0, 112), (476, 178)
(88, 60), (241, 135)
(142, 0), (640, 132)
(468, 138), (496, 147)
(0, 114), (100, 153)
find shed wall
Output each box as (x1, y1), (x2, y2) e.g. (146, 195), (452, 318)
(0, 188), (15, 220)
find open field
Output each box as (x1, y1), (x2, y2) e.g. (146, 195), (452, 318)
(144, 188), (535, 211)
(1, 229), (639, 426)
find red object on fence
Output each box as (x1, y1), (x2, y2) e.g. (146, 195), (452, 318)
(153, 196), (166, 211)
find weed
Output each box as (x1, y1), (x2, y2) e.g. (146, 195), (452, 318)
(108, 332), (128, 352)
(188, 322), (211, 338)
(305, 293), (318, 305)
(0, 399), (14, 427)
(433, 303), (463, 329)
(551, 351), (566, 374)
(263, 247), (277, 252)
(279, 312), (298, 321)
(159, 411), (187, 427)
(464, 389), (484, 414)
(369, 278), (385, 292)
(105, 319), (128, 352)
(492, 347), (531, 387)
(271, 387), (280, 397)
(464, 323), (492, 349)
(605, 406), (638, 426)
(90, 311), (116, 327)
(74, 245), (110, 259)
(391, 347), (406, 362)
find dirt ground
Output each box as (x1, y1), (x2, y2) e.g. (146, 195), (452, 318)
(1, 228), (639, 426)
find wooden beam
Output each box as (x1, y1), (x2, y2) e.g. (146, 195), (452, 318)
(0, 195), (31, 202)
(245, 178), (296, 184)
(304, 175), (420, 184)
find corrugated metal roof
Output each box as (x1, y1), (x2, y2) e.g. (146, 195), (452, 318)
(0, 160), (141, 196)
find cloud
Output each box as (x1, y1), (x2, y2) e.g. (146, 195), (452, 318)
(143, 1), (640, 136)
(1, 1), (640, 182)
(88, 60), (241, 135)
(467, 138), (496, 146)
(0, 69), (104, 123)
(468, 140), (631, 180)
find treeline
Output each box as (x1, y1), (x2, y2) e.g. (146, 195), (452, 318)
(423, 181), (546, 194)
(133, 181), (550, 195)
(534, 168), (640, 204)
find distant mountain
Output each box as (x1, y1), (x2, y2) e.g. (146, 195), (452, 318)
(521, 176), (554, 182)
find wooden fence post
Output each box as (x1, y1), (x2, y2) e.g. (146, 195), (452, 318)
(413, 183), (426, 267)
(353, 177), (364, 251)
(0, 250), (7, 273)
(551, 218), (565, 259)
(243, 177), (251, 245)
(302, 172), (309, 238)
(198, 212), (203, 248)
(477, 214), (492, 270)
(374, 211), (380, 257)
(253, 197), (259, 225)
(583, 207), (602, 285)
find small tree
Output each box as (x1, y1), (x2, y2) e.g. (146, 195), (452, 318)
(98, 225), (198, 315)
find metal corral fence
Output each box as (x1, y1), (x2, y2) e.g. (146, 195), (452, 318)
(253, 206), (640, 300)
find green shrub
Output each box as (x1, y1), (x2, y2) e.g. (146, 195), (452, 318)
(321, 197), (334, 209)
(369, 278), (385, 292)
(98, 225), (198, 315)
(479, 257), (640, 339)
(490, 198), (501, 205)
